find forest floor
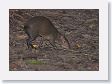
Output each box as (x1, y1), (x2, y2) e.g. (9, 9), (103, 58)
(9, 9), (99, 71)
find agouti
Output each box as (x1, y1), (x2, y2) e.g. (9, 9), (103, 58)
(24, 16), (70, 49)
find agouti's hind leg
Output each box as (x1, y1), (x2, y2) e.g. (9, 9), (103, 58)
(49, 39), (57, 49)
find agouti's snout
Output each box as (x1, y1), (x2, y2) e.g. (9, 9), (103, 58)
(24, 16), (70, 49)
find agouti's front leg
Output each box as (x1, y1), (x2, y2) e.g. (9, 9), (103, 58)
(26, 38), (37, 49)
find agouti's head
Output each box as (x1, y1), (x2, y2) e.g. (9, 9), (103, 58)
(58, 34), (70, 49)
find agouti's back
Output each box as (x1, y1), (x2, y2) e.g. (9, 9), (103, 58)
(24, 16), (59, 37)
(24, 16), (70, 49)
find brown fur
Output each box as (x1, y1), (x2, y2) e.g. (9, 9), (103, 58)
(24, 16), (70, 49)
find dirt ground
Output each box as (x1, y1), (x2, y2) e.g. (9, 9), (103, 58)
(9, 9), (99, 71)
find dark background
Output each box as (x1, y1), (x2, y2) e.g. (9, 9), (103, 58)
(9, 9), (99, 71)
